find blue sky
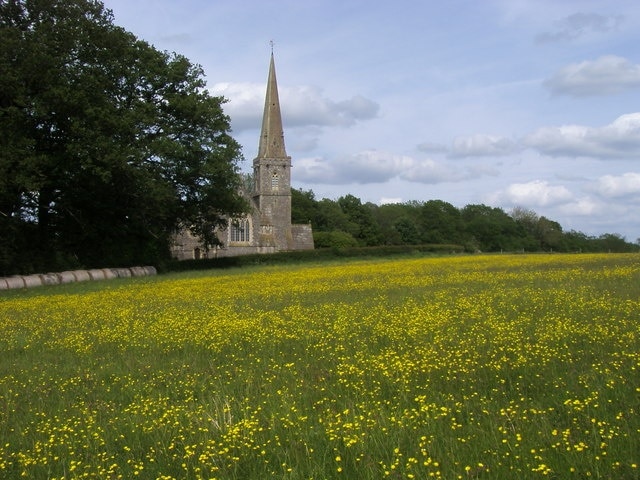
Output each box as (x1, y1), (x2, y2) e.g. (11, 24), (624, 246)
(103, 0), (640, 241)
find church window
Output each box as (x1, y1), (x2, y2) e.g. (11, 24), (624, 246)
(230, 218), (250, 242)
(271, 172), (279, 190)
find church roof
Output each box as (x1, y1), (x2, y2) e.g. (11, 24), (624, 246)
(257, 52), (288, 160)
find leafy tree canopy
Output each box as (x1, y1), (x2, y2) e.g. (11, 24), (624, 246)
(0, 0), (247, 274)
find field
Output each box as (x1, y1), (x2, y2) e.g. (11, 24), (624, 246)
(0, 253), (638, 479)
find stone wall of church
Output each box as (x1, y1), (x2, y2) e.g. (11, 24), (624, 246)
(291, 224), (315, 250)
(171, 222), (313, 260)
(170, 223), (282, 260)
(171, 230), (218, 260)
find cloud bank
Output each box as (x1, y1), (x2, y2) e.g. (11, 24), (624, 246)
(594, 172), (640, 198)
(536, 12), (624, 43)
(295, 150), (498, 185)
(544, 56), (640, 96)
(489, 180), (573, 208)
(450, 134), (521, 157)
(523, 112), (640, 158)
(211, 82), (379, 131)
(415, 113), (640, 161)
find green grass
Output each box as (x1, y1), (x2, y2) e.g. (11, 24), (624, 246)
(0, 253), (639, 479)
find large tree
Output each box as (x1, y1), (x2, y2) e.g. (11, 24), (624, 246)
(0, 0), (247, 274)
(337, 194), (383, 246)
(419, 199), (463, 244)
(461, 204), (531, 252)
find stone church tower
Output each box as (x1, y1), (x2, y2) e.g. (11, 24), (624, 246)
(171, 52), (314, 259)
(253, 52), (293, 250)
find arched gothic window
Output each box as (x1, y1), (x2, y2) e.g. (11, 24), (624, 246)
(230, 218), (250, 243)
(271, 172), (279, 190)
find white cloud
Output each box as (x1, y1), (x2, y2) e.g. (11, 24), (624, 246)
(210, 82), (264, 131)
(294, 150), (496, 185)
(284, 87), (379, 127)
(335, 95), (380, 122)
(294, 157), (341, 183)
(594, 172), (640, 198)
(295, 151), (415, 185)
(490, 180), (573, 207)
(379, 197), (402, 205)
(211, 82), (379, 131)
(556, 197), (604, 217)
(536, 13), (624, 43)
(400, 157), (467, 184)
(544, 55), (640, 96)
(523, 112), (640, 158)
(340, 151), (415, 184)
(449, 134), (521, 157)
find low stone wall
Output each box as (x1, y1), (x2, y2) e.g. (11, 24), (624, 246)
(0, 266), (157, 291)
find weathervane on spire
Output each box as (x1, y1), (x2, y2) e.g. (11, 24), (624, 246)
(270, 40), (274, 53)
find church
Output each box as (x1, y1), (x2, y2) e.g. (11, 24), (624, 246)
(171, 53), (314, 260)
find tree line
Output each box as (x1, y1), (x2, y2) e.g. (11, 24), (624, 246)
(292, 189), (638, 254)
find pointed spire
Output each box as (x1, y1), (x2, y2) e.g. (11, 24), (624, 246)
(257, 51), (288, 159)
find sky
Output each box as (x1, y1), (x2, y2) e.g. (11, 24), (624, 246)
(102, 0), (640, 241)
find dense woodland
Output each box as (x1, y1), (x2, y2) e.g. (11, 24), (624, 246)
(291, 189), (639, 254)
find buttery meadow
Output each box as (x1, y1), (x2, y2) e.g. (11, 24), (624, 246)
(0, 254), (638, 480)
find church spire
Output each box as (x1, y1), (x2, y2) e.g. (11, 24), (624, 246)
(257, 51), (288, 159)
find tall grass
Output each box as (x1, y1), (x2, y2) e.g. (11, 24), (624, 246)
(0, 254), (638, 479)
